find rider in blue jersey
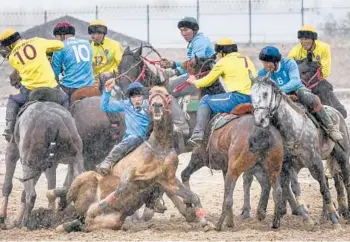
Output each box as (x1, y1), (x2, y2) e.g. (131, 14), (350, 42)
(51, 22), (95, 100)
(160, 17), (214, 97)
(258, 46), (343, 141)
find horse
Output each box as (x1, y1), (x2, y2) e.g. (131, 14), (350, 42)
(51, 86), (214, 232)
(0, 87), (85, 228)
(249, 71), (350, 229)
(296, 58), (347, 118)
(176, 56), (286, 230)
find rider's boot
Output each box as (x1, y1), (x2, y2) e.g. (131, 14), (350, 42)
(2, 101), (20, 142)
(95, 146), (126, 176)
(314, 107), (343, 142)
(187, 105), (211, 147)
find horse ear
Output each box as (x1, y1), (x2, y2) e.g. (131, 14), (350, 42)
(248, 70), (256, 83)
(136, 43), (143, 56)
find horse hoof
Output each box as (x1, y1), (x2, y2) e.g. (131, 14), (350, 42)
(257, 211), (266, 221)
(0, 222), (7, 230)
(240, 210), (251, 220)
(202, 220), (215, 232)
(332, 223), (343, 231)
(141, 208), (155, 222)
(271, 220), (280, 229)
(303, 218), (315, 230)
(55, 225), (66, 233)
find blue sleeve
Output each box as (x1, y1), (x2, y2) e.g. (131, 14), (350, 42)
(258, 68), (267, 77)
(279, 60), (303, 93)
(174, 37), (210, 76)
(51, 49), (64, 79)
(174, 61), (186, 75)
(100, 91), (126, 113)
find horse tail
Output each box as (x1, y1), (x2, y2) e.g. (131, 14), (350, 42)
(45, 125), (59, 170)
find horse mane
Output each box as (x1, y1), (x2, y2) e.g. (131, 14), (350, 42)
(149, 85), (169, 96)
(28, 87), (62, 104)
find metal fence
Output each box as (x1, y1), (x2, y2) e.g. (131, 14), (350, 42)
(1, 0), (350, 47)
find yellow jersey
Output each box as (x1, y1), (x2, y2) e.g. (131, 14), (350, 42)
(91, 37), (123, 76)
(288, 40), (331, 78)
(9, 37), (64, 90)
(194, 52), (256, 95)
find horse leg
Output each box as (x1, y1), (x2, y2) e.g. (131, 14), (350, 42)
(216, 170), (237, 231)
(241, 171), (254, 219)
(289, 166), (309, 215)
(332, 148), (350, 217)
(20, 174), (41, 228)
(253, 165), (271, 221)
(308, 155), (340, 228)
(0, 142), (19, 227)
(45, 162), (58, 210)
(180, 151), (205, 190)
(158, 178), (214, 231)
(333, 173), (347, 217)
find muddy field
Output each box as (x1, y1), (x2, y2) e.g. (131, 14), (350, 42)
(1, 102), (350, 241)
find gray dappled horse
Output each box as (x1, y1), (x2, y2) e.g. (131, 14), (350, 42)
(0, 88), (84, 229)
(249, 72), (350, 229)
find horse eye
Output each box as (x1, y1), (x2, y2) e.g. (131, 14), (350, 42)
(263, 92), (268, 98)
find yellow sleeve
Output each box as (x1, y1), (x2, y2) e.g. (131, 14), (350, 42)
(194, 61), (224, 88)
(320, 44), (331, 78)
(288, 46), (298, 59)
(113, 41), (123, 67)
(43, 39), (64, 53)
(247, 58), (257, 77)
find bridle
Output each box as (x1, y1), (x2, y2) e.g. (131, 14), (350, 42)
(300, 67), (323, 89)
(253, 81), (283, 119)
(149, 92), (172, 111)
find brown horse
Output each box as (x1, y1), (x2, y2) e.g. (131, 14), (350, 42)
(179, 57), (285, 230)
(52, 86), (213, 232)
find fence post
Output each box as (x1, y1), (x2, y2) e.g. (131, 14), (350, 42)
(248, 0), (252, 44)
(44, 11), (47, 24)
(95, 5), (99, 20)
(301, 0), (304, 26)
(147, 4), (150, 44)
(196, 0), (200, 23)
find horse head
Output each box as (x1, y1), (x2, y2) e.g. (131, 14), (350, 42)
(116, 45), (162, 96)
(183, 54), (225, 96)
(296, 58), (322, 88)
(250, 71), (282, 128)
(149, 86), (172, 124)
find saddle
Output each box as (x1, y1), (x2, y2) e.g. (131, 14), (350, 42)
(210, 103), (253, 131)
(70, 86), (100, 103)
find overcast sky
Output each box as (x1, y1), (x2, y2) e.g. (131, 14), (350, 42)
(1, 0), (349, 47)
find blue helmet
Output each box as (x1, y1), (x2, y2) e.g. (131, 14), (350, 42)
(259, 46), (282, 63)
(126, 81), (145, 98)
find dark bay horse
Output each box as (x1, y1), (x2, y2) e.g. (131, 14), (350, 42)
(296, 58), (347, 118)
(250, 72), (350, 229)
(0, 88), (84, 228)
(53, 86), (214, 232)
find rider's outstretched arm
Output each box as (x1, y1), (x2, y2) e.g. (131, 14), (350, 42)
(194, 62), (223, 89)
(100, 90), (126, 113)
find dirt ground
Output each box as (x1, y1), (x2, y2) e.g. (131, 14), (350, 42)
(1, 101), (350, 241)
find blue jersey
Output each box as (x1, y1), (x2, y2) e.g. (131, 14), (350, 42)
(258, 57), (304, 94)
(52, 37), (95, 89)
(101, 91), (150, 140)
(175, 33), (214, 75)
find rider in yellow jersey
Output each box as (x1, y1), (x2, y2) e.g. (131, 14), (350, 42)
(186, 38), (256, 147)
(288, 25), (331, 79)
(0, 28), (69, 141)
(88, 20), (124, 87)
